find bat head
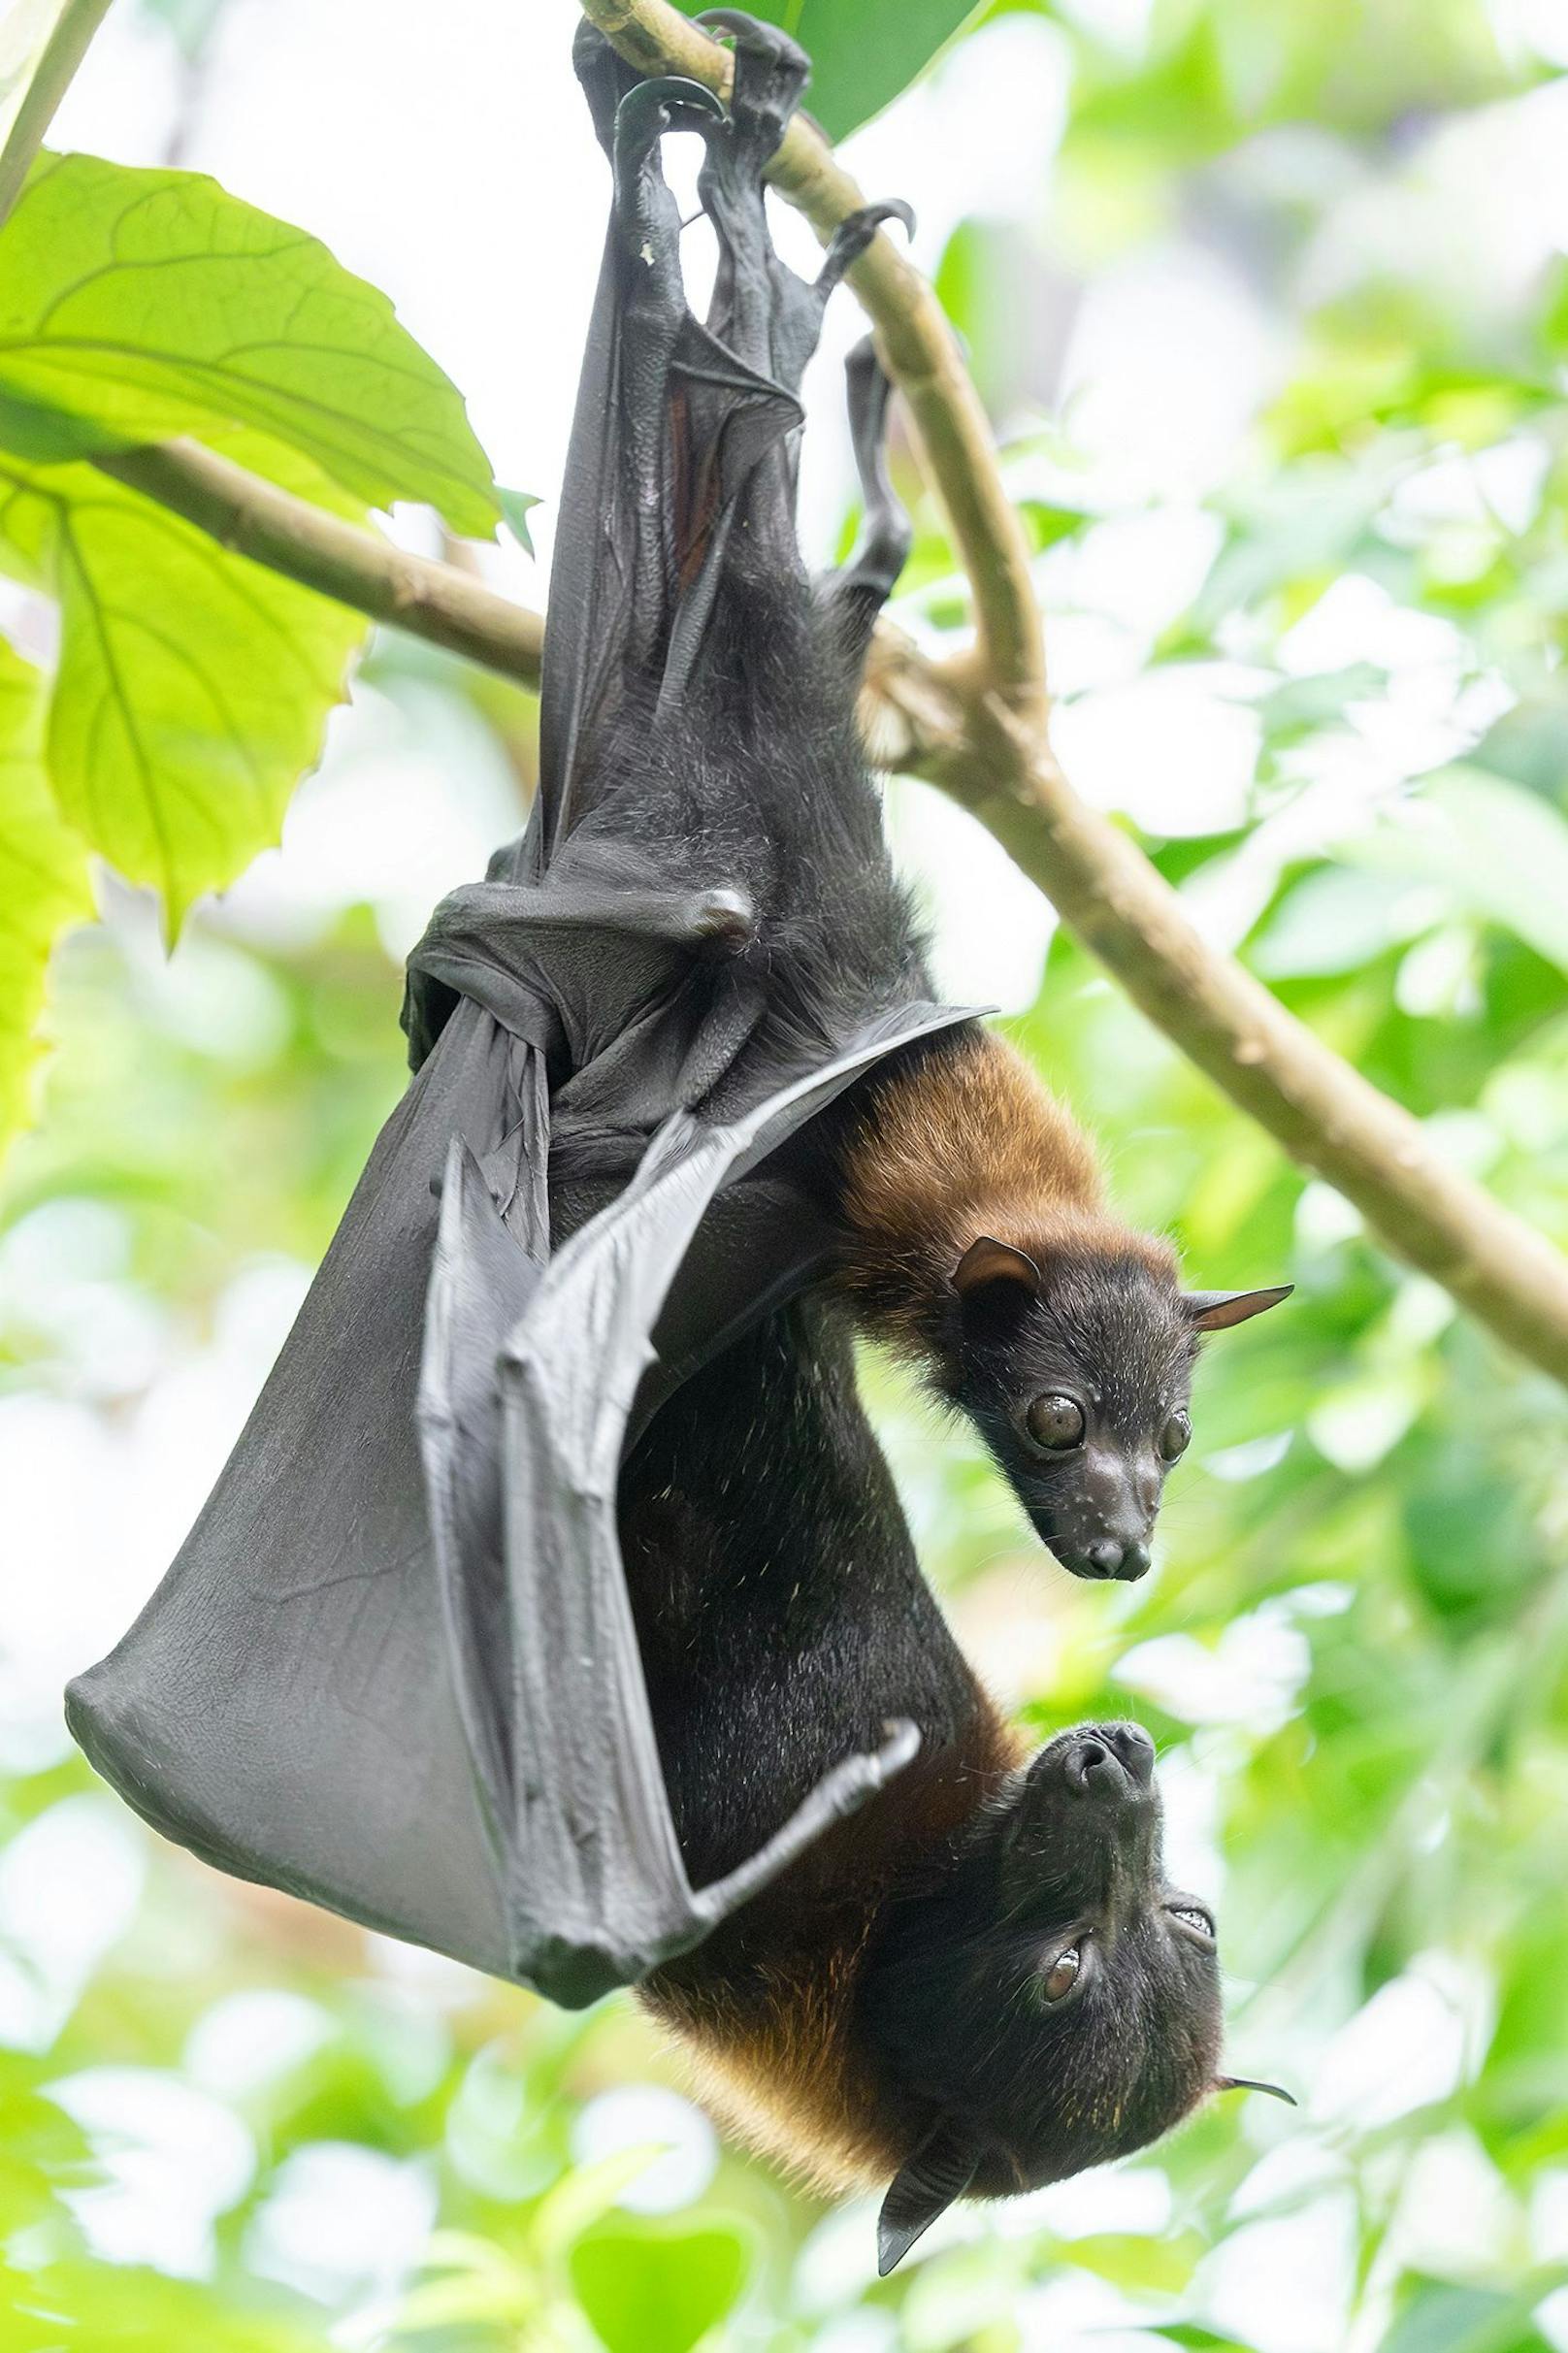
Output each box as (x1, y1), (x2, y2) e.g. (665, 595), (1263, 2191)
(857, 1720), (1280, 2273)
(947, 1234), (1290, 1582)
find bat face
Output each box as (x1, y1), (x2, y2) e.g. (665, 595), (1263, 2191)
(860, 1721), (1224, 2268)
(954, 1247), (1200, 1582)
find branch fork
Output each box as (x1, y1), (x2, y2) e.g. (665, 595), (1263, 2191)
(50, 0), (1568, 1386)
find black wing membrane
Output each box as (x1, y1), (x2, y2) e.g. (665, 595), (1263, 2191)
(68, 18), (966, 2001)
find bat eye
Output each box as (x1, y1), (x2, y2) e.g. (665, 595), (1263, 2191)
(1167, 1903), (1215, 1947)
(1026, 1393), (1085, 1453)
(1041, 1944), (1082, 2002)
(1158, 1410), (1192, 1463)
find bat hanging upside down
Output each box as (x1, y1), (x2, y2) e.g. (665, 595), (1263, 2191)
(624, 1295), (1289, 2273)
(542, 16), (1290, 1589)
(67, 13), (1291, 2274)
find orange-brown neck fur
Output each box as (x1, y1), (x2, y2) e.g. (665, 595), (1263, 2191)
(833, 1029), (1170, 1356)
(641, 1701), (1029, 2194)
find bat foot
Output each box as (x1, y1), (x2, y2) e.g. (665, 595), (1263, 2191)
(818, 200), (916, 297)
(697, 10), (810, 151)
(697, 9), (809, 79)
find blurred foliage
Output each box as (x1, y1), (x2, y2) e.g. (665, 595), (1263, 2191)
(3, 0), (1568, 2348)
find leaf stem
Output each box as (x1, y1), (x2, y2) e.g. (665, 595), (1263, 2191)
(0, 0), (118, 228)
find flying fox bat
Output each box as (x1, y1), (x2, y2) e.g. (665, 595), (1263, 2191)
(624, 1297), (1288, 2274)
(66, 16), (1289, 2269)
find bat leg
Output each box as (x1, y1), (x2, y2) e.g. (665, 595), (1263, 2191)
(613, 77), (729, 264)
(572, 16), (638, 156)
(604, 76), (729, 674)
(695, 11), (811, 377)
(818, 335), (914, 674)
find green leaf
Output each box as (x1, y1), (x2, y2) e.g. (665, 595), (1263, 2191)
(0, 633), (91, 1152)
(570, 2220), (750, 2353)
(0, 427), (368, 925)
(0, 153), (499, 533)
(672, 0), (986, 141)
(498, 485), (541, 560)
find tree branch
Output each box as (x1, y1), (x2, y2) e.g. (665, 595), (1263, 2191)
(96, 440), (543, 683)
(81, 13), (1568, 1386)
(875, 641), (1568, 1381)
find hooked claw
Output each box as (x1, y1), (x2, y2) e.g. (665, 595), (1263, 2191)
(818, 199), (917, 296)
(613, 75), (729, 152)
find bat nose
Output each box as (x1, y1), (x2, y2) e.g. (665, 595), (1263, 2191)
(1101, 1720), (1156, 1787)
(1083, 1536), (1152, 1582)
(1060, 1721), (1156, 1798)
(1062, 1732), (1125, 1795)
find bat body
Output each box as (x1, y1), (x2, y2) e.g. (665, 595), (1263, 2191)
(539, 20), (1290, 1590)
(66, 19), (1289, 2271)
(621, 1298), (1226, 2270)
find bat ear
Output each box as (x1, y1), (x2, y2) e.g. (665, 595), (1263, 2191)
(1183, 1284), (1292, 1333)
(877, 2117), (982, 2276)
(1214, 2074), (1297, 2107)
(953, 1235), (1042, 1304)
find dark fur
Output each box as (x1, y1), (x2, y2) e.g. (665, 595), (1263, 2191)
(555, 16), (1285, 1589)
(562, 17), (1247, 2247)
(573, 568), (931, 1096)
(572, 508), (1226, 1584)
(621, 1301), (1223, 2232)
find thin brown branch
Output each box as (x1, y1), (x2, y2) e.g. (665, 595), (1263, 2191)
(951, 680), (1568, 1380)
(578, 0), (1568, 1385)
(78, 21), (1568, 1386)
(96, 439), (543, 683)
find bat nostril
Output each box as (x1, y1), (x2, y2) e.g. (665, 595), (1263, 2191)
(1084, 1540), (1121, 1577)
(1062, 1735), (1127, 1796)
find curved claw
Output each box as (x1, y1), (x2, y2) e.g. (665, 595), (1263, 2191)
(613, 75), (728, 149)
(698, 7), (809, 70)
(817, 199), (917, 297)
(862, 197), (917, 244)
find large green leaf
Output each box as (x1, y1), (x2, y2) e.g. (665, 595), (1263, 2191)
(569, 2221), (750, 2353)
(0, 427), (367, 924)
(0, 153), (499, 533)
(0, 633), (91, 1150)
(673, 0), (986, 141)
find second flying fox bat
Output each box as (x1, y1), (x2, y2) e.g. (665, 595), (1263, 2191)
(623, 1299), (1289, 2273)
(66, 16), (1290, 2264)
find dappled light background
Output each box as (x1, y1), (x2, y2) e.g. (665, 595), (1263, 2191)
(4, 0), (1568, 2346)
